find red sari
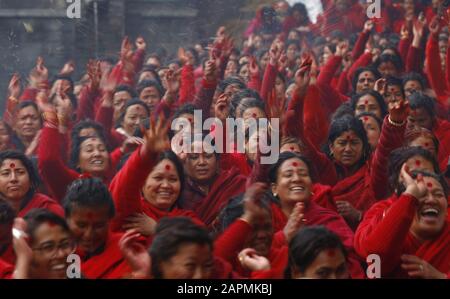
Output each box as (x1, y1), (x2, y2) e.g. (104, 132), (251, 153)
(354, 194), (450, 278)
(78, 232), (131, 279)
(0, 258), (13, 279)
(269, 201), (365, 279)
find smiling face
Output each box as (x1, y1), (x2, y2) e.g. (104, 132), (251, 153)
(355, 94), (382, 119)
(142, 159), (181, 211)
(122, 104), (148, 136)
(67, 206), (110, 254)
(139, 86), (161, 112)
(0, 159), (31, 203)
(272, 158), (313, 207)
(356, 71), (376, 93)
(77, 137), (109, 176)
(330, 130), (363, 167)
(293, 248), (349, 279)
(410, 177), (448, 241)
(407, 108), (434, 131)
(29, 223), (74, 279)
(15, 106), (41, 142)
(359, 115), (381, 150)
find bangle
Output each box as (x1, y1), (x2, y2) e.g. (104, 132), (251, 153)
(388, 115), (405, 127)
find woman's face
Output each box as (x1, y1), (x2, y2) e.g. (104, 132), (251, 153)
(384, 85), (404, 111)
(29, 223), (74, 279)
(329, 130), (364, 167)
(224, 60), (238, 78)
(403, 80), (422, 98)
(113, 91), (133, 122)
(77, 137), (109, 176)
(159, 243), (214, 279)
(355, 95), (382, 119)
(292, 248), (349, 279)
(142, 159), (181, 211)
(184, 141), (218, 185)
(15, 106), (41, 141)
(287, 44), (298, 61)
(238, 64), (250, 83)
(409, 136), (437, 157)
(0, 122), (11, 151)
(122, 104), (148, 136)
(359, 116), (381, 150)
(67, 206), (110, 254)
(356, 71), (376, 93)
(275, 76), (286, 99)
(139, 86), (161, 112)
(378, 61), (398, 78)
(244, 209), (273, 257)
(410, 177), (448, 241)
(272, 158), (313, 206)
(0, 159), (30, 203)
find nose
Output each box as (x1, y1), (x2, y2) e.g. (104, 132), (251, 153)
(84, 227), (94, 240)
(10, 171), (18, 182)
(344, 143), (353, 152)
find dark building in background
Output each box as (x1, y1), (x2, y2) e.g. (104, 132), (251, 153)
(0, 0), (260, 111)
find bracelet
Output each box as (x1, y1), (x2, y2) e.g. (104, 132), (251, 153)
(388, 115), (406, 127)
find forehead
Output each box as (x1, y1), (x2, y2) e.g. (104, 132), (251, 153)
(172, 243), (212, 260)
(114, 91), (132, 99)
(141, 86), (159, 95)
(69, 205), (110, 220)
(0, 158), (25, 169)
(409, 108), (431, 118)
(33, 222), (69, 244)
(357, 95), (377, 104)
(80, 137), (105, 147)
(153, 159), (178, 174)
(280, 158), (308, 171)
(18, 106), (38, 116)
(126, 104), (147, 114)
(405, 156), (434, 172)
(359, 71), (374, 79)
(79, 127), (98, 137)
(404, 80), (421, 88)
(360, 116), (378, 126)
(190, 140), (215, 153)
(336, 130), (359, 140)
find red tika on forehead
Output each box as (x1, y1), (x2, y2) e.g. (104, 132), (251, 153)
(165, 164), (171, 171)
(47, 221), (56, 227)
(363, 116), (369, 121)
(326, 249), (336, 257)
(252, 113), (257, 118)
(415, 160), (421, 166)
(364, 100), (369, 105)
(424, 142), (429, 147)
(9, 163), (15, 169)
(290, 147), (295, 151)
(292, 162), (298, 167)
(427, 182), (433, 188)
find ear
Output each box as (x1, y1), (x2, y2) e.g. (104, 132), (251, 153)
(328, 143), (334, 155)
(271, 182), (277, 195)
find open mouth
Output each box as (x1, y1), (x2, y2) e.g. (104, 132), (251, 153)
(157, 191), (173, 199)
(419, 207), (440, 221)
(90, 159), (104, 166)
(289, 186), (305, 193)
(51, 263), (66, 271)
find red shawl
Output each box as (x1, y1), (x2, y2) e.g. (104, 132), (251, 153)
(433, 119), (450, 172)
(79, 232), (131, 279)
(182, 167), (247, 227)
(18, 193), (64, 218)
(270, 201), (365, 278)
(0, 258), (13, 279)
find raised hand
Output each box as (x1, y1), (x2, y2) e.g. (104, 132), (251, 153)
(400, 164), (427, 200)
(59, 60), (75, 76)
(240, 183), (269, 225)
(294, 56), (312, 98)
(389, 98), (409, 124)
(8, 73), (21, 98)
(363, 20), (374, 33)
(283, 202), (307, 242)
(203, 58), (217, 82)
(238, 248), (270, 271)
(87, 60), (102, 91)
(29, 56), (48, 88)
(214, 93), (231, 121)
(121, 136), (145, 154)
(335, 41), (349, 57)
(400, 24), (410, 40)
(269, 43), (281, 66)
(248, 56), (259, 77)
(429, 15), (441, 35)
(12, 218), (32, 279)
(178, 47), (190, 65)
(119, 229), (151, 279)
(142, 114), (171, 154)
(373, 78), (386, 95)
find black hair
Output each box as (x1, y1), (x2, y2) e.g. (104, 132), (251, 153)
(331, 102), (354, 122)
(402, 72), (427, 90)
(350, 90), (388, 118)
(173, 103), (196, 120)
(71, 119), (107, 148)
(285, 226), (347, 278)
(373, 53), (403, 75)
(0, 200), (15, 225)
(139, 65), (162, 87)
(388, 146), (440, 196)
(268, 151), (317, 184)
(136, 79), (165, 99)
(352, 67), (381, 91)
(63, 178), (115, 218)
(357, 112), (383, 129)
(149, 217), (212, 279)
(217, 76), (246, 94)
(408, 92), (436, 119)
(326, 115), (371, 166)
(23, 208), (70, 244)
(114, 85), (138, 98)
(0, 150), (41, 209)
(232, 96), (266, 119)
(116, 98), (150, 130)
(52, 75), (74, 92)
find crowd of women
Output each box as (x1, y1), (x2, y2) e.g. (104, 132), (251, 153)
(0, 0), (449, 279)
